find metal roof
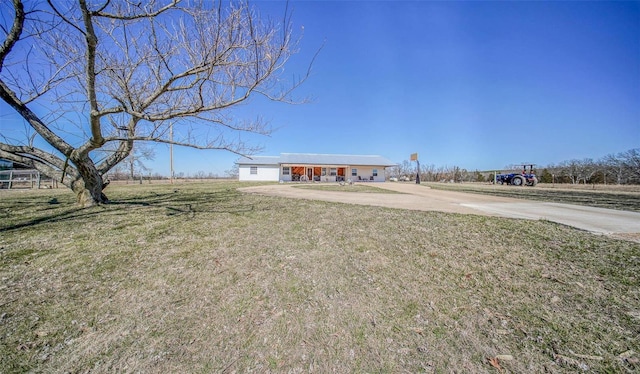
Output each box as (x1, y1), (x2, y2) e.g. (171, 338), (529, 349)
(280, 153), (396, 166)
(237, 153), (396, 167)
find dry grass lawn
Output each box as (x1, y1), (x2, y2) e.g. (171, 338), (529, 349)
(427, 182), (640, 213)
(1, 181), (638, 373)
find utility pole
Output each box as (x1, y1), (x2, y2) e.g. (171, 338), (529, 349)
(170, 123), (174, 184)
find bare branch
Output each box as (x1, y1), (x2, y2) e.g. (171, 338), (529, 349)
(46, 0), (85, 35)
(78, 0), (104, 150)
(0, 142), (78, 186)
(103, 135), (261, 157)
(0, 0), (24, 71)
(0, 80), (74, 156)
(0, 142), (69, 172)
(92, 0), (180, 20)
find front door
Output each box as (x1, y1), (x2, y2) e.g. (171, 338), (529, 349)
(337, 167), (345, 181)
(307, 167), (313, 181)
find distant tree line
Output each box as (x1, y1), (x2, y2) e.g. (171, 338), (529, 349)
(535, 148), (639, 185)
(388, 148), (640, 185)
(105, 170), (227, 182)
(388, 161), (468, 183)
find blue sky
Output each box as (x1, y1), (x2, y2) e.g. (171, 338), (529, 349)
(2, 0), (639, 176)
(181, 0), (640, 176)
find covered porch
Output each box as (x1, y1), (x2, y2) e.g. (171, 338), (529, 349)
(281, 165), (383, 182)
(284, 165), (346, 182)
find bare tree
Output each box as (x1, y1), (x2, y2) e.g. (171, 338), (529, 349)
(116, 143), (155, 181)
(609, 148), (640, 184)
(577, 158), (598, 184)
(557, 160), (580, 184)
(386, 160), (413, 180)
(602, 154), (623, 184)
(0, 0), (314, 206)
(399, 160), (414, 179)
(225, 162), (239, 179)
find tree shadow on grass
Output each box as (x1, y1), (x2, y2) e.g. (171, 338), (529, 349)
(111, 188), (257, 216)
(1, 188), (258, 232)
(0, 207), (106, 233)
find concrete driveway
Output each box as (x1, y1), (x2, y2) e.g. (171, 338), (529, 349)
(239, 183), (640, 240)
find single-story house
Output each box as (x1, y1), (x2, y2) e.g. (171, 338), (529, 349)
(237, 153), (397, 182)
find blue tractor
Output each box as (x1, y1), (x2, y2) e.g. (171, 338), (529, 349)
(495, 164), (538, 186)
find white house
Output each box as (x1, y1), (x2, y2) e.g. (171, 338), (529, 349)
(237, 153), (397, 182)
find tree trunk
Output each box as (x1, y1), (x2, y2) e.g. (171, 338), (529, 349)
(72, 159), (108, 207)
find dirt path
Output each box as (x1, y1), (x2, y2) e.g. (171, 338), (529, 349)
(239, 183), (640, 239)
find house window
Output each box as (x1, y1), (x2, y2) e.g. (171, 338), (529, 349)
(321, 168), (327, 176)
(352, 168), (357, 177)
(330, 168), (337, 176)
(250, 166), (258, 175)
(373, 169), (378, 177)
(282, 166), (290, 175)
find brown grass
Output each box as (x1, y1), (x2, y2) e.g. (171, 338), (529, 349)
(427, 182), (640, 212)
(1, 181), (638, 373)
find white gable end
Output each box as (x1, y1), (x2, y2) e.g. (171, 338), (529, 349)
(238, 164), (280, 181)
